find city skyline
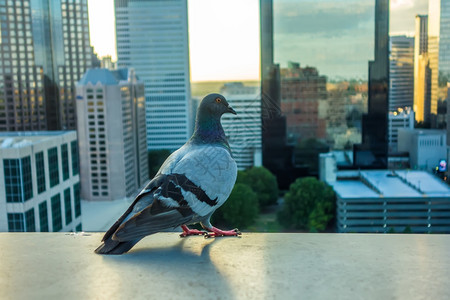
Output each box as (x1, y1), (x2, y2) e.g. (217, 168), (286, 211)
(89, 0), (427, 81)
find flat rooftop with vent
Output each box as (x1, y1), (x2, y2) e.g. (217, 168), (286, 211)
(324, 169), (450, 233)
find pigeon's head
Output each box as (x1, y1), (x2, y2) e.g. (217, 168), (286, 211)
(198, 93), (237, 118)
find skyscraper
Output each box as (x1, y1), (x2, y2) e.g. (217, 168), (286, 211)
(354, 0), (389, 167)
(260, 0), (292, 183)
(76, 68), (149, 201)
(115, 0), (191, 151)
(428, 0), (450, 122)
(389, 36), (414, 111)
(414, 15), (430, 123)
(0, 0), (93, 131)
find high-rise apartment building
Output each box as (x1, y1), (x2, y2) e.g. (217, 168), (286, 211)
(354, 0), (389, 168)
(221, 83), (262, 170)
(280, 62), (327, 143)
(414, 15), (431, 123)
(389, 36), (414, 111)
(115, 0), (191, 151)
(76, 68), (148, 201)
(0, 0), (93, 131)
(428, 0), (450, 120)
(0, 131), (81, 232)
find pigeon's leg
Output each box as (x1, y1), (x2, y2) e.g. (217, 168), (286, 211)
(179, 225), (207, 237)
(200, 221), (241, 238)
(204, 226), (241, 238)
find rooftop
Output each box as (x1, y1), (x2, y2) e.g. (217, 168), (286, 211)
(1, 233), (449, 299)
(0, 131), (76, 149)
(331, 170), (450, 199)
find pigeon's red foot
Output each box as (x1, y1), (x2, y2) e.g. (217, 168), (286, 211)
(204, 226), (241, 239)
(179, 225), (207, 237)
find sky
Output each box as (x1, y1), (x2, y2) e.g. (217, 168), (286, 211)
(88, 0), (428, 82)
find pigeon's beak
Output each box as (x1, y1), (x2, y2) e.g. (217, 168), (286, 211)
(227, 105), (237, 115)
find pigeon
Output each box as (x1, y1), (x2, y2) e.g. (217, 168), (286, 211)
(95, 93), (240, 255)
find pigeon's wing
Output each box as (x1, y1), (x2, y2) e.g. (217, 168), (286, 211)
(108, 144), (237, 242)
(101, 175), (165, 242)
(112, 174), (197, 241)
(101, 145), (190, 242)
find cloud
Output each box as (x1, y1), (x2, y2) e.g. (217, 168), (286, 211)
(390, 0), (428, 35)
(273, 0), (428, 79)
(274, 0), (374, 79)
(274, 0), (373, 37)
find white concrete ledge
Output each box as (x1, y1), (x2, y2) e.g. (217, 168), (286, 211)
(1, 233), (449, 299)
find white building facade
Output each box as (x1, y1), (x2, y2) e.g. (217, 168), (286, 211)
(388, 107), (415, 153)
(0, 131), (81, 232)
(398, 128), (447, 171)
(76, 68), (149, 201)
(115, 0), (192, 151)
(221, 84), (262, 170)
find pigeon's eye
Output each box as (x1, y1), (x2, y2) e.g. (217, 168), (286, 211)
(215, 98), (221, 103)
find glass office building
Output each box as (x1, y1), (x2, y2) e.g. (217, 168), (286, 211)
(115, 0), (191, 151)
(354, 0), (390, 168)
(0, 0), (93, 131)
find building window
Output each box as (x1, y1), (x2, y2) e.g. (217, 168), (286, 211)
(3, 159), (21, 202)
(25, 208), (35, 232)
(74, 182), (81, 217)
(21, 157), (33, 201)
(7, 213), (24, 232)
(76, 223), (82, 231)
(71, 140), (79, 176)
(3, 157), (33, 202)
(39, 201), (49, 232)
(51, 194), (62, 232)
(48, 147), (59, 187)
(64, 188), (72, 225)
(61, 144), (69, 180)
(35, 152), (46, 194)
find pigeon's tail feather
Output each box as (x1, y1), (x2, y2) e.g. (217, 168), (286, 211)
(94, 237), (141, 255)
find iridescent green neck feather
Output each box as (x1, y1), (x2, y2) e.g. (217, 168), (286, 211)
(189, 112), (230, 151)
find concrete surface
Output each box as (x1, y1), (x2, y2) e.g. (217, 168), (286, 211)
(1, 233), (449, 299)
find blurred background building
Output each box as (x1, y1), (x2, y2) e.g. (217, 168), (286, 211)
(221, 82), (262, 170)
(0, 0), (94, 131)
(389, 36), (414, 111)
(76, 68), (148, 201)
(115, 0), (191, 151)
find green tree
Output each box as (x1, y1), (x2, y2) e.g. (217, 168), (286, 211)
(237, 167), (279, 208)
(278, 177), (335, 232)
(148, 149), (171, 178)
(213, 183), (259, 229)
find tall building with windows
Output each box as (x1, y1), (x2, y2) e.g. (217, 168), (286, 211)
(389, 36), (414, 111)
(220, 83), (262, 170)
(0, 131), (81, 232)
(428, 0), (450, 122)
(260, 0), (295, 188)
(0, 0), (93, 131)
(414, 15), (430, 123)
(115, 0), (191, 151)
(76, 68), (148, 201)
